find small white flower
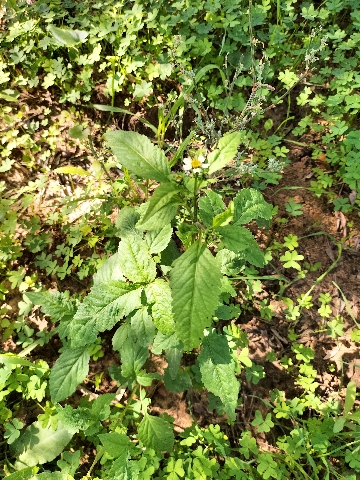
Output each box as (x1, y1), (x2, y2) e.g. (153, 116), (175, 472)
(183, 155), (209, 173)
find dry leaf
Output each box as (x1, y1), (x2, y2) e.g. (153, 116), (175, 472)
(349, 189), (357, 205)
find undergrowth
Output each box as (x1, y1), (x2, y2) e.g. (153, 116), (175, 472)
(0, 1), (360, 479)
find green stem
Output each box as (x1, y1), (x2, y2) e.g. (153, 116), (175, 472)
(88, 136), (114, 189)
(193, 174), (199, 222)
(120, 384), (139, 422)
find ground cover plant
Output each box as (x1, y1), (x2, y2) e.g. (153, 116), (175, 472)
(1, 0), (360, 478)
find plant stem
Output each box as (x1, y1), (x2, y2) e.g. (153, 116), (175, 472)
(120, 384), (139, 422)
(193, 174), (199, 222)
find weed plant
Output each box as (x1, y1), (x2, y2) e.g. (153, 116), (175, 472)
(0, 1), (360, 479)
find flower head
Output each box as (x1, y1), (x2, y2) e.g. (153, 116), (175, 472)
(183, 155), (209, 173)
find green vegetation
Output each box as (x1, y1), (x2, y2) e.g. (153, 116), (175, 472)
(1, 0), (360, 478)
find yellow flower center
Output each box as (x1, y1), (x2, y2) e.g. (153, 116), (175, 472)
(191, 158), (202, 168)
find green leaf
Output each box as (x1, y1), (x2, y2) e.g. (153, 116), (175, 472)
(48, 25), (88, 46)
(233, 188), (273, 225)
(166, 347), (183, 380)
(0, 88), (20, 102)
(170, 241), (222, 350)
(131, 308), (155, 347)
(238, 347), (252, 367)
(54, 166), (91, 176)
(112, 323), (131, 352)
(49, 347), (90, 403)
(280, 250), (304, 270)
(11, 421), (73, 467)
(333, 416), (346, 434)
(137, 183), (181, 230)
(151, 332), (182, 354)
(69, 281), (143, 347)
(285, 198), (303, 216)
(115, 207), (142, 238)
(164, 369), (192, 393)
(35, 473), (72, 479)
(138, 413), (174, 453)
(56, 404), (94, 434)
(3, 467), (38, 480)
(120, 341), (148, 379)
(198, 331), (240, 421)
(68, 125), (89, 139)
(215, 225), (265, 267)
(118, 235), (156, 283)
(25, 291), (74, 320)
(98, 432), (133, 458)
(145, 279), (175, 334)
(136, 371), (160, 386)
(93, 252), (124, 284)
(212, 204), (233, 227)
(208, 132), (242, 175)
(344, 381), (356, 416)
(215, 224), (259, 253)
(105, 130), (170, 182)
(92, 104), (158, 134)
(251, 411), (274, 433)
(145, 224), (173, 254)
(198, 191), (225, 227)
(0, 354), (37, 368)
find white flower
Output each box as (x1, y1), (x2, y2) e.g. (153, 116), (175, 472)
(183, 155), (209, 173)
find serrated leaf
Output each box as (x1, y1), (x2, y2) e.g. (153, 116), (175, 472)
(120, 341), (148, 379)
(198, 331), (240, 421)
(215, 224), (262, 254)
(91, 393), (116, 421)
(212, 204), (233, 227)
(25, 291), (74, 320)
(164, 369), (192, 393)
(112, 323), (132, 352)
(166, 347), (183, 380)
(136, 371), (160, 386)
(151, 332), (182, 354)
(145, 279), (175, 334)
(49, 347), (90, 403)
(93, 252), (124, 284)
(98, 432), (133, 458)
(69, 281), (142, 347)
(170, 241), (222, 350)
(138, 414), (174, 453)
(198, 191), (225, 227)
(215, 225), (265, 270)
(56, 404), (94, 434)
(105, 130), (170, 182)
(208, 132), (242, 175)
(118, 236), (156, 283)
(216, 249), (244, 275)
(237, 247), (265, 268)
(48, 25), (88, 46)
(131, 308), (155, 347)
(11, 421), (73, 467)
(115, 207), (142, 238)
(137, 183), (181, 231)
(145, 224), (173, 254)
(233, 188), (273, 225)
